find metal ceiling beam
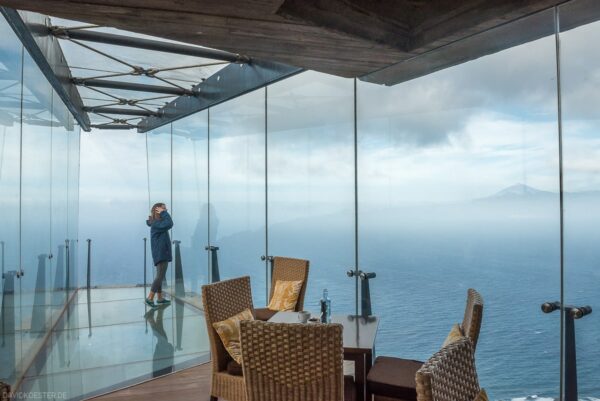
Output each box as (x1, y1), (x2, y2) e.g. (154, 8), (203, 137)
(52, 28), (249, 63)
(83, 106), (157, 116)
(138, 59), (303, 133)
(1, 7), (91, 131)
(90, 124), (137, 130)
(73, 78), (193, 96)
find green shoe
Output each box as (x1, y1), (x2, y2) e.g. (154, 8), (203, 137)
(145, 298), (156, 308)
(156, 298), (171, 305)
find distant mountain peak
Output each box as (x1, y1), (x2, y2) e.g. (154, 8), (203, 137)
(489, 183), (552, 199)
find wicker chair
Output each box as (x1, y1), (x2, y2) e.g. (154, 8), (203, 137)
(415, 337), (480, 401)
(240, 320), (353, 401)
(202, 276), (255, 401)
(461, 289), (484, 349)
(367, 288), (484, 401)
(254, 256), (310, 321)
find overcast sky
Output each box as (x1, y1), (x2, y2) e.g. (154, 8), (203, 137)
(79, 19), (600, 212)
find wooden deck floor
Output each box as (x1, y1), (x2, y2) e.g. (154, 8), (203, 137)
(88, 361), (356, 401)
(88, 363), (212, 401)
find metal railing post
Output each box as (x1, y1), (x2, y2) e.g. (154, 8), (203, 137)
(205, 245), (220, 283)
(1, 241), (4, 281)
(260, 255), (274, 299)
(86, 239), (91, 290)
(65, 239), (70, 293)
(143, 237), (147, 295)
(359, 272), (376, 317)
(173, 240), (185, 297)
(1, 270), (16, 347)
(347, 269), (376, 317)
(542, 301), (592, 401)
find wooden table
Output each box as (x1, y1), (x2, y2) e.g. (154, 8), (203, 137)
(269, 312), (379, 401)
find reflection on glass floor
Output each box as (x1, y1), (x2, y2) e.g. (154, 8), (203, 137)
(13, 287), (210, 401)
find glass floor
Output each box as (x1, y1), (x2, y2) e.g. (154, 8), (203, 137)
(13, 287), (210, 401)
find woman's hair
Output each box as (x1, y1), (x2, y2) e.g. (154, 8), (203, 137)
(150, 203), (166, 221)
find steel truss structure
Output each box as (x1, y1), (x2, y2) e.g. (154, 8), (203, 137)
(1, 7), (302, 131)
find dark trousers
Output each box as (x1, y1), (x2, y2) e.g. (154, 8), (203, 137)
(151, 261), (168, 293)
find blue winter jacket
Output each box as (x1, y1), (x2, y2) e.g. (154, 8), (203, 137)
(146, 211), (174, 266)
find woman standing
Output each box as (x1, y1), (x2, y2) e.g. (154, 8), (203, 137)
(146, 202), (173, 307)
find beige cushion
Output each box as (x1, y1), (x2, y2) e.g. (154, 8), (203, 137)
(212, 308), (254, 364)
(442, 323), (464, 347)
(267, 280), (303, 311)
(474, 389), (489, 401)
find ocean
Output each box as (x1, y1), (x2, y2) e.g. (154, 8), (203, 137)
(77, 187), (600, 401)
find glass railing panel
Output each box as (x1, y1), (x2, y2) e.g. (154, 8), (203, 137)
(357, 9), (561, 400)
(267, 71), (355, 315)
(146, 125), (174, 293)
(172, 111), (209, 308)
(17, 288), (209, 400)
(559, 0), (600, 397)
(66, 112), (80, 296)
(20, 48), (54, 378)
(0, 15), (23, 388)
(50, 90), (70, 321)
(210, 89), (267, 306)
(78, 130), (149, 288)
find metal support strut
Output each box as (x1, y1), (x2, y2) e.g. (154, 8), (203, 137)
(86, 239), (91, 290)
(73, 78), (194, 96)
(542, 301), (592, 401)
(51, 28), (248, 63)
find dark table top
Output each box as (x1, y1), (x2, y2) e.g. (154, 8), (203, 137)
(268, 312), (379, 353)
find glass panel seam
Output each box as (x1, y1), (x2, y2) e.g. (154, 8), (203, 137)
(265, 86), (269, 303)
(353, 77), (359, 317)
(554, 6), (565, 401)
(207, 107), (211, 282)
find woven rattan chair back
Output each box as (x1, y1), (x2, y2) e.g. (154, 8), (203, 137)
(269, 256), (310, 311)
(240, 320), (344, 401)
(461, 288), (484, 349)
(202, 276), (255, 373)
(415, 337), (480, 401)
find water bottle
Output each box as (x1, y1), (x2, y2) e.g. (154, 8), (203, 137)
(320, 289), (331, 323)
